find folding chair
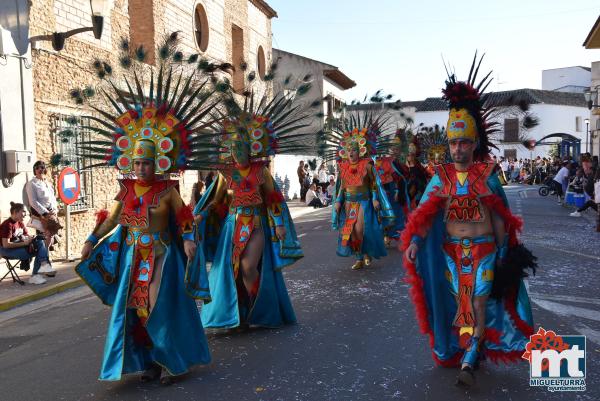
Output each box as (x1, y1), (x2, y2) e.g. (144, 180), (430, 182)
(1, 258), (26, 285)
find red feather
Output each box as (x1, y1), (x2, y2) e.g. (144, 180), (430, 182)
(399, 191), (531, 367)
(214, 203), (229, 219)
(265, 190), (284, 207)
(95, 209), (109, 226)
(176, 204), (194, 226)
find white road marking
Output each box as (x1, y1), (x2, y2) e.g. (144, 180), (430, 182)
(575, 323), (600, 346)
(530, 298), (600, 323)
(532, 244), (600, 261)
(530, 293), (600, 306)
(297, 233), (306, 238)
(313, 225), (323, 230)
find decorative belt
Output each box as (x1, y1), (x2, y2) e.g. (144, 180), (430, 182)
(126, 230), (171, 246)
(229, 205), (266, 216)
(445, 235), (495, 246)
(344, 192), (370, 202)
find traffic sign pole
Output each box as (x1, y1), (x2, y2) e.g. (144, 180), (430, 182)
(57, 167), (80, 262)
(65, 203), (72, 261)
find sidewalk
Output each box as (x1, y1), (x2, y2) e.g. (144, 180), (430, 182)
(0, 259), (81, 312)
(0, 200), (322, 312)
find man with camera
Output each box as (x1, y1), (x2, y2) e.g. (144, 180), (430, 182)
(0, 202), (53, 284)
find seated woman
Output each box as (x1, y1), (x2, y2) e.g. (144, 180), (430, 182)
(0, 202), (52, 284)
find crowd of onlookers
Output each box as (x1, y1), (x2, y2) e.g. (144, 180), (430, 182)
(297, 161), (336, 209)
(1, 161), (60, 285)
(494, 153), (600, 231)
(493, 155), (566, 185)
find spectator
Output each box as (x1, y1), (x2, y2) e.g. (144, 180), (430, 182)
(190, 173), (205, 208)
(326, 176), (336, 199)
(0, 202), (53, 284)
(297, 160), (307, 202)
(205, 171), (215, 189)
(26, 161), (61, 252)
(305, 183), (324, 208)
(303, 164), (312, 198)
(500, 157), (509, 180)
(570, 155), (599, 221)
(318, 162), (329, 190)
(316, 186), (329, 206)
(552, 161), (571, 203)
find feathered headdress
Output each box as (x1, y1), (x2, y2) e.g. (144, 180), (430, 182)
(418, 124), (449, 164)
(442, 52), (539, 161)
(318, 91), (402, 162)
(55, 32), (232, 174)
(213, 67), (321, 166)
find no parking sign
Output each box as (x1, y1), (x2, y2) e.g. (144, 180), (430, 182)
(58, 167), (81, 205)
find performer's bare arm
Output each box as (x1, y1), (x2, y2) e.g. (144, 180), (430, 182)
(367, 165), (381, 211)
(81, 202), (123, 259)
(168, 187), (197, 260)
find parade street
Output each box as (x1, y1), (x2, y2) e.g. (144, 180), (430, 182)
(1, 186), (599, 401)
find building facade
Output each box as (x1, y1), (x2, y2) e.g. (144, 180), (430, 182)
(271, 48), (356, 200)
(380, 89), (588, 160)
(583, 16), (600, 157)
(542, 66), (591, 93)
(0, 0), (276, 257)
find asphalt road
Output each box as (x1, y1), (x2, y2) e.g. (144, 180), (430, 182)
(0, 186), (598, 401)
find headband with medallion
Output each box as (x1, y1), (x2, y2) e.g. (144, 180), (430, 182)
(52, 32), (233, 175)
(442, 52), (539, 161)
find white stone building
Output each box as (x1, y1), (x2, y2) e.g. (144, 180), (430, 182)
(271, 49), (356, 200)
(375, 89), (588, 160)
(583, 16), (600, 157)
(542, 66), (591, 93)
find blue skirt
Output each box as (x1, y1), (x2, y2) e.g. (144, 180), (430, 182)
(201, 212), (296, 328)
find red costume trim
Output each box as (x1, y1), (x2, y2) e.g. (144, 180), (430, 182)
(399, 177), (533, 366)
(338, 159), (371, 187)
(176, 204), (194, 234)
(265, 190), (284, 207)
(95, 209), (109, 226)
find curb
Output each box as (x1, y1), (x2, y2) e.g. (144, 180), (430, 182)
(0, 206), (325, 313)
(0, 277), (84, 312)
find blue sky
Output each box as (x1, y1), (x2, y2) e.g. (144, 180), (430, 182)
(268, 0), (600, 102)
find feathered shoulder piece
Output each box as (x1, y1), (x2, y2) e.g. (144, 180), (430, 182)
(54, 32), (232, 174)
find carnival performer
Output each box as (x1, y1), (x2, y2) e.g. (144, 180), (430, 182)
(400, 132), (429, 209)
(400, 54), (538, 387)
(70, 33), (229, 384)
(420, 125), (450, 178)
(375, 134), (411, 246)
(193, 72), (313, 330)
(319, 101), (396, 270)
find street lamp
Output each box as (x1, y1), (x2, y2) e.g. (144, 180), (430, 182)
(584, 86), (600, 111)
(29, 0), (108, 51)
(584, 118), (590, 153)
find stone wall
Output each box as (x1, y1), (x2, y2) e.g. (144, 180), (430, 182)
(28, 0), (274, 259)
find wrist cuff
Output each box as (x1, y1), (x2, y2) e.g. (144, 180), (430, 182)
(411, 235), (423, 247)
(86, 234), (99, 246)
